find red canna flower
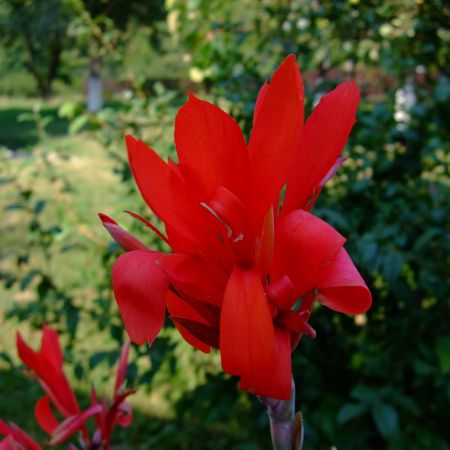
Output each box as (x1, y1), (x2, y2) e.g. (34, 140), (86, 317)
(16, 326), (80, 420)
(100, 55), (372, 401)
(0, 421), (41, 450)
(8, 326), (134, 448)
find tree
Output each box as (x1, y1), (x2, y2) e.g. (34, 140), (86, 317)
(0, 0), (75, 98)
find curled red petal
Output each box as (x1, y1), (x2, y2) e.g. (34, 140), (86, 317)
(248, 55), (304, 233)
(265, 275), (297, 311)
(35, 396), (59, 435)
(283, 81), (360, 215)
(220, 266), (275, 379)
(112, 250), (168, 345)
(99, 213), (147, 252)
(316, 248), (372, 315)
(272, 209), (346, 298)
(116, 402), (133, 427)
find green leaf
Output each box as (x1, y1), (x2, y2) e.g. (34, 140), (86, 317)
(350, 385), (378, 404)
(4, 203), (25, 211)
(58, 101), (81, 119)
(372, 403), (399, 440)
(69, 114), (90, 134)
(0, 352), (13, 367)
(435, 337), (450, 374)
(34, 199), (46, 215)
(74, 362), (84, 380)
(19, 271), (38, 291)
(382, 251), (403, 282)
(337, 403), (367, 424)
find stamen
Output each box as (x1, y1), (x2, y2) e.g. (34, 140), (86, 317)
(200, 202), (233, 238)
(232, 233), (244, 243)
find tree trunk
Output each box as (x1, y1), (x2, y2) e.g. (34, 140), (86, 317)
(87, 58), (103, 112)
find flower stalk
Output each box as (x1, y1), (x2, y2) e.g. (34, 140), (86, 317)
(259, 379), (303, 450)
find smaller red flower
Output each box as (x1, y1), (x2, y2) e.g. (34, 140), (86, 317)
(0, 421), (41, 450)
(1, 326), (134, 449)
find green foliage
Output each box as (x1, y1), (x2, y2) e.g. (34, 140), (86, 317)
(0, 0), (76, 97)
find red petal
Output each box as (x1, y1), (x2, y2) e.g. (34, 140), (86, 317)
(99, 213), (147, 252)
(272, 210), (346, 297)
(40, 326), (63, 371)
(167, 290), (217, 352)
(276, 311), (316, 339)
(124, 210), (169, 245)
(49, 404), (102, 446)
(253, 81), (269, 126)
(239, 327), (292, 400)
(173, 318), (219, 351)
(0, 421), (41, 450)
(282, 82), (360, 215)
(248, 55), (304, 232)
(16, 332), (41, 374)
(220, 266), (275, 378)
(114, 340), (130, 397)
(37, 377), (79, 418)
(255, 207), (274, 279)
(202, 185), (247, 241)
(112, 250), (168, 345)
(126, 135), (176, 226)
(303, 156), (346, 212)
(175, 94), (249, 200)
(17, 330), (79, 417)
(316, 248), (372, 314)
(116, 402), (133, 427)
(265, 275), (297, 311)
(0, 435), (17, 450)
(127, 135), (226, 258)
(35, 396), (59, 435)
(158, 254), (226, 306)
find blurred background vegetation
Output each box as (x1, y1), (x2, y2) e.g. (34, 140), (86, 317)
(0, 0), (449, 449)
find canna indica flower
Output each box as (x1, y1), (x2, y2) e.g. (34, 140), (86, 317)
(0, 326), (133, 448)
(101, 55), (372, 400)
(0, 421), (41, 450)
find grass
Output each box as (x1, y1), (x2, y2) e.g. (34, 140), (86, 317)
(0, 96), (72, 150)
